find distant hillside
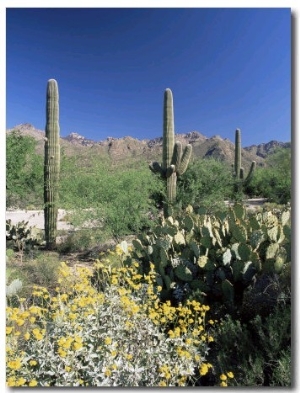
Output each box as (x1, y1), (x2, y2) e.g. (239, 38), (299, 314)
(6, 123), (290, 169)
(244, 140), (291, 158)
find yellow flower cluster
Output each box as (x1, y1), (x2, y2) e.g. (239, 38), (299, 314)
(199, 362), (213, 376)
(57, 335), (83, 354)
(159, 364), (172, 380)
(219, 371), (235, 386)
(6, 246), (218, 387)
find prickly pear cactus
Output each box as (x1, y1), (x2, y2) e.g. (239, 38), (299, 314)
(150, 89), (192, 217)
(128, 203), (291, 313)
(44, 79), (60, 249)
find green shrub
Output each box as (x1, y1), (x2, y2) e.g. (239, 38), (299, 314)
(57, 228), (108, 254)
(6, 131), (43, 209)
(246, 147), (291, 204)
(209, 304), (291, 386)
(176, 158), (232, 212)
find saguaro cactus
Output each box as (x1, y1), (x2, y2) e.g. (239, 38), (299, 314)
(150, 88), (192, 216)
(233, 128), (255, 193)
(44, 79), (60, 249)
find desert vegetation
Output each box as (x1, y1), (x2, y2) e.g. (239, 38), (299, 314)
(6, 84), (291, 387)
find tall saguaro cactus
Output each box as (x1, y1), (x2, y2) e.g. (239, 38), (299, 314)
(44, 79), (60, 249)
(150, 88), (192, 216)
(233, 128), (256, 193)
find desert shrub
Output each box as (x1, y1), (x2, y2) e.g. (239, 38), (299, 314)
(60, 162), (163, 240)
(176, 158), (232, 212)
(6, 252), (62, 306)
(23, 254), (61, 290)
(6, 253), (234, 387)
(6, 131), (43, 209)
(209, 303), (291, 386)
(246, 147), (291, 204)
(57, 228), (108, 254)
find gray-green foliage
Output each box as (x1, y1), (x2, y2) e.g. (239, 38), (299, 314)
(6, 278), (23, 297)
(127, 203), (291, 312)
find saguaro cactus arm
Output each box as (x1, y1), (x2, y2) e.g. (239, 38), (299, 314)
(149, 161), (165, 176)
(176, 144), (192, 176)
(244, 161), (256, 185)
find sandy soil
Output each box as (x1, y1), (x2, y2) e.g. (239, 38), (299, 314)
(6, 209), (72, 231)
(6, 199), (267, 231)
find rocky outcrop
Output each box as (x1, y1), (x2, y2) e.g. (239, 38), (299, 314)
(244, 140), (291, 158)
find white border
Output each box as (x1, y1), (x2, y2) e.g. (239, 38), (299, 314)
(1, 2), (298, 391)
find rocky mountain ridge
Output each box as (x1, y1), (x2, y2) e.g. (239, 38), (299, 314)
(7, 123), (290, 168)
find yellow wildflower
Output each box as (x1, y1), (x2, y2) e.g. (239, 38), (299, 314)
(6, 376), (16, 387)
(158, 380), (167, 386)
(29, 380), (38, 387)
(73, 341), (83, 351)
(57, 348), (67, 358)
(7, 358), (22, 370)
(15, 377), (26, 386)
(6, 326), (13, 335)
(24, 332), (30, 340)
(104, 337), (112, 345)
(16, 318), (25, 326)
(199, 363), (209, 376)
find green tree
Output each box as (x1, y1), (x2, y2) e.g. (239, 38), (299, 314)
(176, 158), (232, 212)
(246, 147), (291, 204)
(6, 131), (43, 208)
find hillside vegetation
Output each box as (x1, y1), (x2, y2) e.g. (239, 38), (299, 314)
(6, 128), (291, 214)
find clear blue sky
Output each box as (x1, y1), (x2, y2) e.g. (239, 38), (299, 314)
(6, 7), (291, 146)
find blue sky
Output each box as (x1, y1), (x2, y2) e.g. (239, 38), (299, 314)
(6, 7), (291, 146)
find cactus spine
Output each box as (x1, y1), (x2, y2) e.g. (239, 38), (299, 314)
(44, 79), (60, 249)
(150, 88), (192, 216)
(233, 128), (256, 192)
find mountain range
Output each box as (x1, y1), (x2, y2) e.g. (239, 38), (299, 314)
(7, 123), (290, 169)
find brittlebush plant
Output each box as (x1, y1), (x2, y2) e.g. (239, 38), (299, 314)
(6, 245), (234, 387)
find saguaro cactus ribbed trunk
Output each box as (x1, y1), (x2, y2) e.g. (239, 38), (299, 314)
(233, 128), (255, 193)
(44, 79), (60, 249)
(150, 88), (192, 217)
